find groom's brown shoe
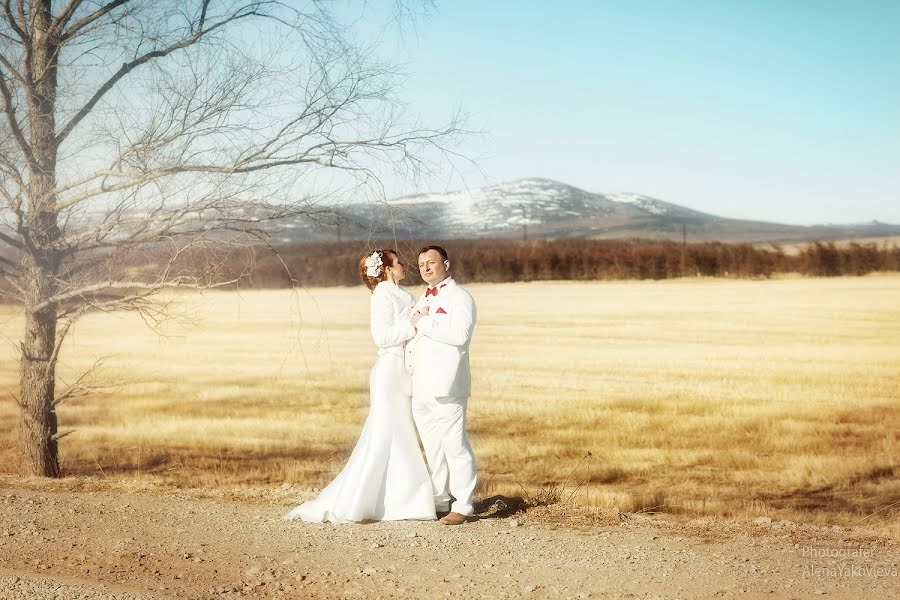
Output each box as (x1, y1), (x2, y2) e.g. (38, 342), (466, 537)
(439, 512), (467, 526)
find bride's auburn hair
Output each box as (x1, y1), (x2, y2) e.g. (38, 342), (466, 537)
(359, 249), (397, 292)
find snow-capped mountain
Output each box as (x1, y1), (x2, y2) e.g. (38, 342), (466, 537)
(383, 178), (651, 237)
(274, 178), (900, 243)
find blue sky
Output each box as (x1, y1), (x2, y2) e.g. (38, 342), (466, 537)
(366, 1), (900, 225)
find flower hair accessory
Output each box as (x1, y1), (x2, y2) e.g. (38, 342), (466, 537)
(365, 251), (383, 277)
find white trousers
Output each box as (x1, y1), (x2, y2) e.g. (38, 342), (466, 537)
(411, 393), (477, 516)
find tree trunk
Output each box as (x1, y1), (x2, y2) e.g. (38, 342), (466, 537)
(18, 0), (62, 477)
(18, 287), (59, 477)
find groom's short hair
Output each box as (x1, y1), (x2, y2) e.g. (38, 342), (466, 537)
(418, 245), (448, 261)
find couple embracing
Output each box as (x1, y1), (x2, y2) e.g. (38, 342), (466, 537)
(285, 246), (477, 525)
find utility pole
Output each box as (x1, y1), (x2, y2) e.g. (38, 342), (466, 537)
(520, 204), (529, 241)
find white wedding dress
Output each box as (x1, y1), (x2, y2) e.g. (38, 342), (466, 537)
(284, 280), (437, 523)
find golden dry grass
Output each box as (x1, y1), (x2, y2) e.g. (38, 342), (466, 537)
(1, 275), (898, 532)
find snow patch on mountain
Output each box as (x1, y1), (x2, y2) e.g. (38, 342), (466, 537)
(605, 193), (671, 216)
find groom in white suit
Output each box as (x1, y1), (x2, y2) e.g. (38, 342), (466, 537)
(407, 246), (477, 525)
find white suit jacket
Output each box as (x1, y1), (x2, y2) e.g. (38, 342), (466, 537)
(405, 277), (477, 398)
(370, 281), (416, 359)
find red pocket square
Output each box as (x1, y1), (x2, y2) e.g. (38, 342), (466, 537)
(435, 307), (448, 314)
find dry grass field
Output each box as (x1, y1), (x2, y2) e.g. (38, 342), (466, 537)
(1, 275), (898, 533)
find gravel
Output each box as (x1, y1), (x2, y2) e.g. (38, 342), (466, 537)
(0, 475), (897, 599)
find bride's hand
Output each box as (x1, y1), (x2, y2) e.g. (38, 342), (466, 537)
(410, 306), (429, 327)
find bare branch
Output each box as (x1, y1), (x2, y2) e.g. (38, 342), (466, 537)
(55, 0), (129, 41)
(1, 271), (23, 298)
(2, 0), (26, 42)
(0, 229), (23, 250)
(56, 4), (266, 145)
(0, 51), (26, 85)
(50, 429), (76, 441)
(195, 0), (210, 33)
(49, 313), (77, 367)
(33, 275), (245, 314)
(0, 252), (20, 271)
(0, 150), (25, 189)
(55, 120), (462, 211)
(0, 68), (32, 161)
(52, 358), (105, 406)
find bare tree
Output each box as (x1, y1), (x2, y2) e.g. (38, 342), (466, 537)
(0, 0), (463, 477)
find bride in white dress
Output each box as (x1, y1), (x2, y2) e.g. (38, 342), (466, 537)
(284, 250), (436, 523)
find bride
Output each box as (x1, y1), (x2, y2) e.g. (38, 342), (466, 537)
(284, 250), (436, 523)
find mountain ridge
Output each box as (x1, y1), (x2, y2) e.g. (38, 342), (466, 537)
(276, 178), (900, 244)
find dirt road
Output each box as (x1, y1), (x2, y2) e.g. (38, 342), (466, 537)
(0, 476), (896, 599)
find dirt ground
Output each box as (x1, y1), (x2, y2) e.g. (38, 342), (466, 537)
(0, 475), (896, 600)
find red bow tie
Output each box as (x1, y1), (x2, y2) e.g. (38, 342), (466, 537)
(425, 283), (446, 298)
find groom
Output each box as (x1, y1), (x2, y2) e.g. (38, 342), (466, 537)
(407, 245), (478, 525)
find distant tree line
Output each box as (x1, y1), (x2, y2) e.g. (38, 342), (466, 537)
(1, 239), (897, 302)
(228, 238), (900, 288)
